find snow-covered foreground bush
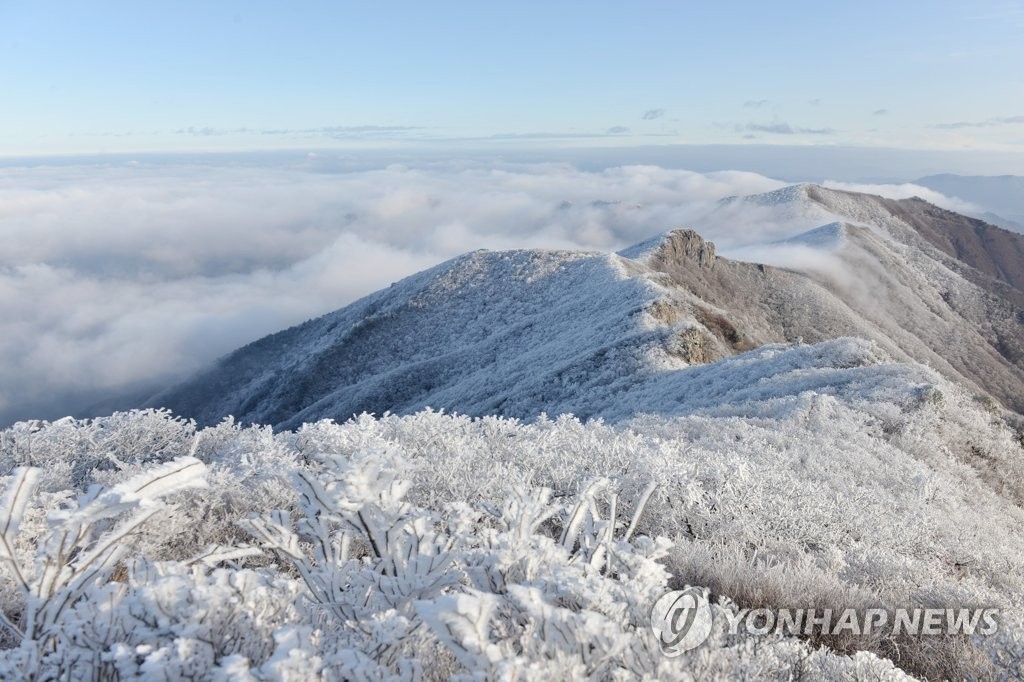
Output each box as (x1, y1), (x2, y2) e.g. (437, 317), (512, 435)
(1, 341), (1023, 679)
(0, 433), (910, 681)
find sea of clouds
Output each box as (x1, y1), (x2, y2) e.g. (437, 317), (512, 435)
(0, 156), (979, 424)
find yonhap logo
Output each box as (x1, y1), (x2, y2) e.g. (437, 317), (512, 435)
(650, 586), (714, 655)
(650, 586), (1000, 657)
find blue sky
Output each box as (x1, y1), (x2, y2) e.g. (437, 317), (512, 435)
(2, 0), (1024, 155)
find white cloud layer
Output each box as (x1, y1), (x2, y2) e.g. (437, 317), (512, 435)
(0, 159), (979, 423)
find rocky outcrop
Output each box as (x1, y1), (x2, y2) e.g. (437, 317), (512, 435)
(648, 229), (717, 270)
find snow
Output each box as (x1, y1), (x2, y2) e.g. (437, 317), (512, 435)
(772, 221), (849, 251)
(712, 184), (848, 243)
(616, 232), (672, 261)
(3, 338), (1023, 678)
(152, 243), (918, 428)
(149, 248), (680, 428)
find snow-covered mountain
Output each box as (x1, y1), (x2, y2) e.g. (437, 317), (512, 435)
(150, 184), (1024, 427)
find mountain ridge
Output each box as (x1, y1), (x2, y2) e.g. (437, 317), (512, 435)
(150, 184), (1024, 426)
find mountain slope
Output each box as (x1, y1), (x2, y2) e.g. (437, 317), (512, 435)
(151, 185), (1024, 426)
(796, 184), (1024, 303)
(149, 250), (673, 428)
(698, 185), (1024, 404)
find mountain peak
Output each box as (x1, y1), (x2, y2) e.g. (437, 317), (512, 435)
(618, 228), (717, 267)
(747, 182), (815, 204)
(650, 228), (717, 269)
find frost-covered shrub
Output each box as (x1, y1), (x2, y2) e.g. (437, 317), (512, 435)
(0, 457), (208, 678)
(0, 410), (197, 493)
(237, 444), (670, 679)
(0, 414), (300, 563)
(71, 559), (304, 680)
(0, 348), (1022, 682)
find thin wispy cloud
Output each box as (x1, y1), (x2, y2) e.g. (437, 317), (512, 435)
(266, 125), (425, 138)
(873, 109), (890, 116)
(743, 100), (768, 108)
(932, 115), (1024, 129)
(175, 127), (252, 136)
(741, 122), (835, 135)
(174, 125), (424, 139)
(641, 108), (666, 120)
(79, 131), (140, 138)
(489, 130), (637, 140)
